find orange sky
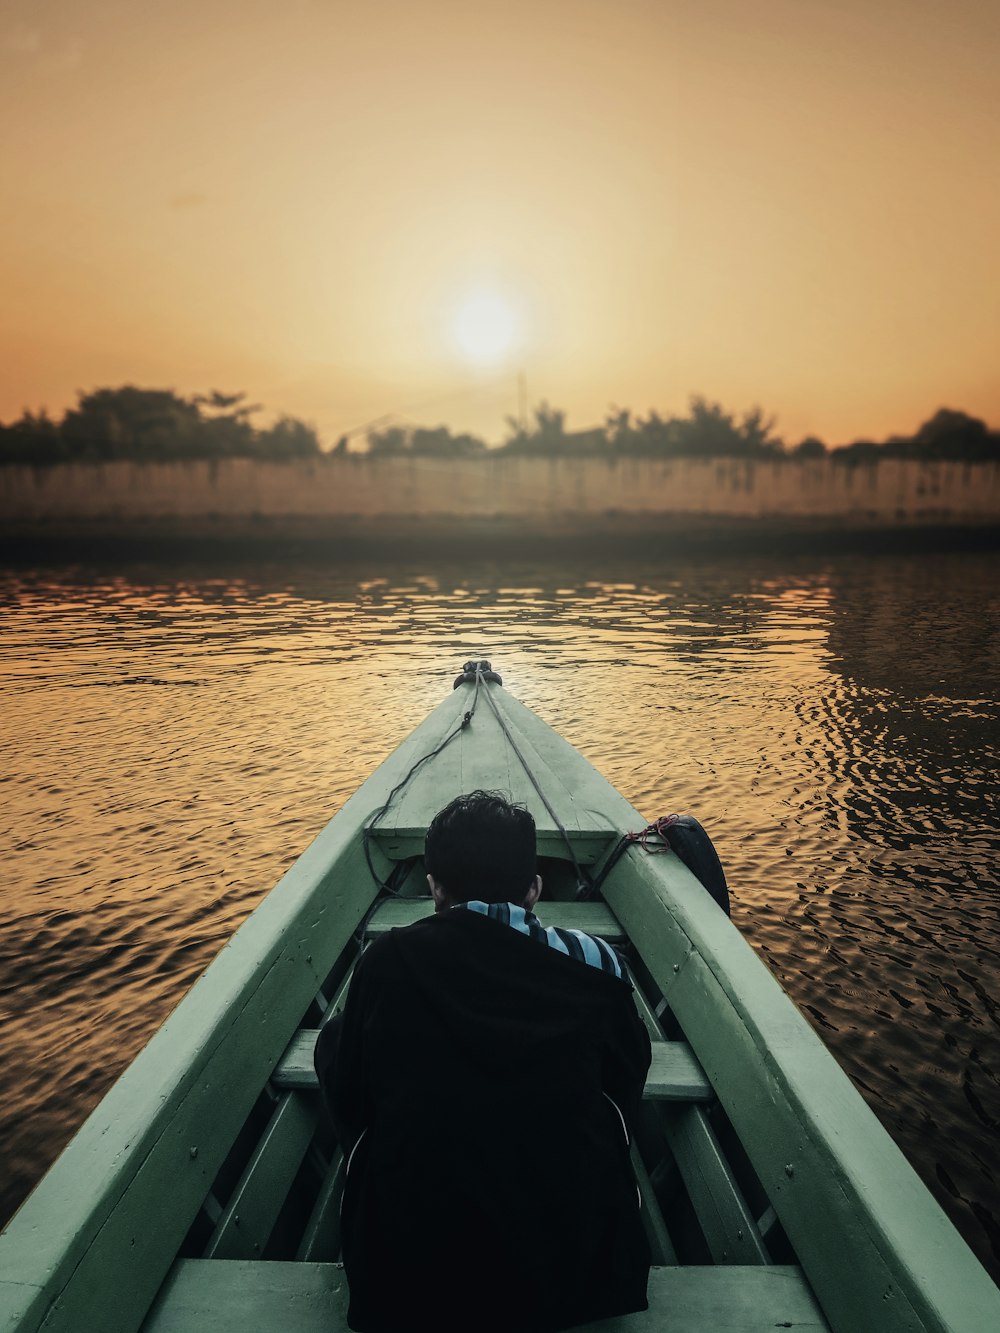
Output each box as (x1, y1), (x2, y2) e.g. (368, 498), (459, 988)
(2, 0), (998, 447)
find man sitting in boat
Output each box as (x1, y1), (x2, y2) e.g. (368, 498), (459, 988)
(315, 790), (652, 1333)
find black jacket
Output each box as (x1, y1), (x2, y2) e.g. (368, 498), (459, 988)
(316, 906), (652, 1333)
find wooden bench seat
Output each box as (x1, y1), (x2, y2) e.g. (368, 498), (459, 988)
(273, 1029), (713, 1103)
(364, 898), (627, 940)
(143, 1259), (830, 1331)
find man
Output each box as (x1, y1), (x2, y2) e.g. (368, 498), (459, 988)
(315, 791), (652, 1333)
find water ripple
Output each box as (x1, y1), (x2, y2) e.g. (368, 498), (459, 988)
(0, 549), (997, 1280)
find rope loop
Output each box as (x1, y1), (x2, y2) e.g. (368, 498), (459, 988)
(583, 815), (679, 901)
(627, 814), (680, 852)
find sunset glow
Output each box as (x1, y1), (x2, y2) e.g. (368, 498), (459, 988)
(452, 292), (519, 367)
(1, 0), (998, 444)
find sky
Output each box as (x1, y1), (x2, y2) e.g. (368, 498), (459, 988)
(2, 0), (998, 447)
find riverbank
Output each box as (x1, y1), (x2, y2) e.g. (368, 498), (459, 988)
(3, 455), (999, 554)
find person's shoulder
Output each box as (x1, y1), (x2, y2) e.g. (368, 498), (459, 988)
(539, 920), (632, 987)
(346, 919), (420, 994)
(580, 930), (630, 984)
(361, 908), (443, 960)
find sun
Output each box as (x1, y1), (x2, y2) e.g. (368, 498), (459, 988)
(452, 291), (518, 367)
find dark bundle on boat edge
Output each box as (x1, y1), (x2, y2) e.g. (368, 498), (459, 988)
(1, 662), (998, 1332)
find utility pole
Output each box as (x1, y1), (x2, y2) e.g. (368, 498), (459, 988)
(517, 371), (528, 434)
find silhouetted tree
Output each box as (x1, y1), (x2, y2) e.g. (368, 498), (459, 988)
(60, 387), (202, 459)
(0, 385), (319, 462)
(793, 436), (828, 459)
(631, 410), (682, 455)
(410, 427), (485, 457)
(502, 415), (530, 450)
(193, 390), (262, 457)
(834, 440), (881, 464)
(831, 409), (1000, 464)
(739, 405), (785, 456)
(0, 410), (64, 462)
(675, 398), (742, 456)
(910, 408), (995, 460)
(501, 401), (570, 455)
(533, 402), (568, 451)
(255, 416), (321, 459)
(365, 424), (487, 457)
(604, 406), (632, 450)
(601, 398), (784, 459)
(367, 425), (409, 456)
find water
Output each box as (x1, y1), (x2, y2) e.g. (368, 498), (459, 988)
(1, 548), (998, 1282)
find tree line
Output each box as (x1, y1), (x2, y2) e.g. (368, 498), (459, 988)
(368, 399), (1000, 463)
(2, 386), (997, 464)
(0, 388), (321, 463)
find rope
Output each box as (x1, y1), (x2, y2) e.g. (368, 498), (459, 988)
(361, 669), (483, 897)
(586, 815), (680, 898)
(478, 675), (594, 897)
(628, 814), (680, 852)
(361, 664), (596, 926)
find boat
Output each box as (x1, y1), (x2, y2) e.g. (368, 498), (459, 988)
(2, 661), (998, 1333)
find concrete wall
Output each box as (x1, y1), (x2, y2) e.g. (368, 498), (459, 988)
(3, 456), (999, 536)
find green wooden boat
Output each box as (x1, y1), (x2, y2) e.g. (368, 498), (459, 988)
(2, 663), (999, 1333)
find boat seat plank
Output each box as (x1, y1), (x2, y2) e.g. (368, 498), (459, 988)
(661, 1104), (770, 1266)
(370, 824), (616, 862)
(204, 1092), (318, 1260)
(273, 1030), (712, 1102)
(142, 1260), (830, 1331)
(364, 897), (626, 940)
(273, 1030), (323, 1088)
(643, 1042), (713, 1101)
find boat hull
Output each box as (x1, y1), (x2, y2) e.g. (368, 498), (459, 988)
(1, 676), (998, 1332)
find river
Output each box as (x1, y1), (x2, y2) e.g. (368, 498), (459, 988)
(1, 546), (997, 1282)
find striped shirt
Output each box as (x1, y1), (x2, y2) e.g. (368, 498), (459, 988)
(454, 900), (623, 979)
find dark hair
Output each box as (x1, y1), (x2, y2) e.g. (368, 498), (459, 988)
(425, 790), (537, 905)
